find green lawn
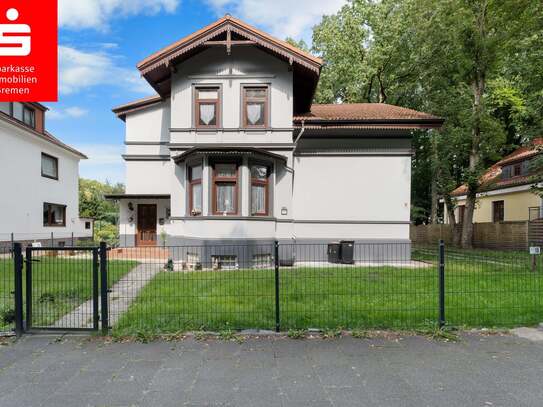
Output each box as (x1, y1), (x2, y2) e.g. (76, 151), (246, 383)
(114, 248), (543, 335)
(0, 254), (137, 331)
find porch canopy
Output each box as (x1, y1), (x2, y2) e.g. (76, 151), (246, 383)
(172, 146), (287, 164)
(104, 194), (171, 200)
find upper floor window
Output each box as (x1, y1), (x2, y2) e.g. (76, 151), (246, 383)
(0, 102), (35, 128)
(43, 203), (66, 227)
(41, 153), (58, 180)
(195, 87), (220, 128)
(188, 163), (203, 216)
(251, 164), (270, 216)
(212, 162), (238, 215)
(242, 86), (269, 128)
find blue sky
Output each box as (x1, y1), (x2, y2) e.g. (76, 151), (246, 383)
(49, 0), (346, 184)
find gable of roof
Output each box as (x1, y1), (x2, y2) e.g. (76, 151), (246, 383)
(451, 138), (543, 197)
(0, 113), (86, 159)
(136, 15), (322, 114)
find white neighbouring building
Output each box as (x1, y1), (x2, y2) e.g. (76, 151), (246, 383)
(108, 16), (443, 263)
(0, 102), (93, 247)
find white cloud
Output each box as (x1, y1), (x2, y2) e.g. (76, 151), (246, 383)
(205, 0), (347, 40)
(48, 106), (89, 120)
(75, 143), (125, 183)
(59, 45), (152, 95)
(59, 0), (180, 31)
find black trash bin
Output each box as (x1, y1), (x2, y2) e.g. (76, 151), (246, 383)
(327, 242), (341, 263)
(340, 241), (355, 264)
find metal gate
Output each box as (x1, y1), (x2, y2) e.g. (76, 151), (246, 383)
(13, 244), (105, 332)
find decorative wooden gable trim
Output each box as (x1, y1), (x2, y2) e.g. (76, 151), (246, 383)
(137, 15), (322, 76)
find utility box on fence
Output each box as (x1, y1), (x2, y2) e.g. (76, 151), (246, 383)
(340, 241), (355, 264)
(327, 242), (341, 263)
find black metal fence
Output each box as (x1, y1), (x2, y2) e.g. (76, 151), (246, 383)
(3, 241), (543, 336)
(1, 246), (14, 334)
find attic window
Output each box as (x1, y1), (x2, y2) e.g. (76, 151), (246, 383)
(195, 87), (220, 128)
(0, 102), (35, 128)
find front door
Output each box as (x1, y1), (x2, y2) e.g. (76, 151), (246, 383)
(136, 204), (157, 246)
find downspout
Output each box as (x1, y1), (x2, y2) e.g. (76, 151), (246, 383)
(290, 120), (305, 246)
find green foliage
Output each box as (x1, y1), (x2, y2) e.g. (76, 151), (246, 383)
(79, 178), (124, 245)
(321, 328), (342, 339)
(308, 0), (542, 228)
(287, 329), (307, 339)
(94, 222), (119, 247)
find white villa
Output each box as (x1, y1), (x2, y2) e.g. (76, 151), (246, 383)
(0, 102), (92, 247)
(108, 15), (442, 263)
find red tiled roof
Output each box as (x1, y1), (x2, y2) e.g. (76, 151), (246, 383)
(451, 138), (543, 196)
(293, 103), (442, 122)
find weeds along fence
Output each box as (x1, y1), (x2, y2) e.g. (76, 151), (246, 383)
(2, 241), (543, 336)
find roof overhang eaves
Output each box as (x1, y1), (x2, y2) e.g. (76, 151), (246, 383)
(293, 118), (444, 129)
(138, 19), (322, 76)
(172, 147), (287, 164)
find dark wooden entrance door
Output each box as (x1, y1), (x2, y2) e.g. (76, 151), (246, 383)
(136, 204), (157, 246)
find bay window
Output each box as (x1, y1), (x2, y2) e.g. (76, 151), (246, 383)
(188, 163), (203, 216)
(43, 203), (66, 227)
(251, 164), (269, 216)
(242, 86), (268, 128)
(195, 87), (220, 128)
(212, 162), (238, 215)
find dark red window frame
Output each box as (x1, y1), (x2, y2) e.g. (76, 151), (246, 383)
(212, 162), (239, 215)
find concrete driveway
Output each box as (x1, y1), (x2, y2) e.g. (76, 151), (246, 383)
(0, 332), (542, 407)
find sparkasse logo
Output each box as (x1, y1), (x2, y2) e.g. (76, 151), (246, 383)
(0, 8), (31, 56)
(0, 1), (57, 102)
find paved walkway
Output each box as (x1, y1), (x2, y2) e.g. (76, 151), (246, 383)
(1, 332), (542, 407)
(54, 263), (163, 329)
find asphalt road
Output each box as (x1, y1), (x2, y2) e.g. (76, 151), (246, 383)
(0, 332), (542, 407)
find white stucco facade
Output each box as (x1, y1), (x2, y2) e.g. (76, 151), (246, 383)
(111, 17), (442, 263)
(0, 117), (91, 244)
(115, 45), (414, 251)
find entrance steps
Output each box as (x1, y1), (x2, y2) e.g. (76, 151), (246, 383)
(109, 247), (169, 262)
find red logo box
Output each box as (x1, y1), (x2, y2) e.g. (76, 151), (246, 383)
(0, 1), (58, 102)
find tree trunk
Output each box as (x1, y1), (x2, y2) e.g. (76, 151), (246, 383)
(377, 71), (387, 103)
(430, 178), (438, 224)
(430, 135), (439, 224)
(460, 1), (487, 249)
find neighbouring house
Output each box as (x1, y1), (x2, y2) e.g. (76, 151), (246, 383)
(0, 102), (93, 247)
(446, 138), (543, 224)
(107, 15), (443, 264)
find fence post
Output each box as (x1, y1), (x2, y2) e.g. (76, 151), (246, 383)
(274, 240), (280, 333)
(92, 248), (100, 331)
(99, 241), (109, 335)
(13, 243), (24, 337)
(438, 240), (446, 328)
(71, 232), (74, 247)
(25, 247), (32, 331)
(50, 232), (54, 247)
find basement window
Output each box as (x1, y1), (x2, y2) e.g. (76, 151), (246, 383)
(212, 255), (238, 270)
